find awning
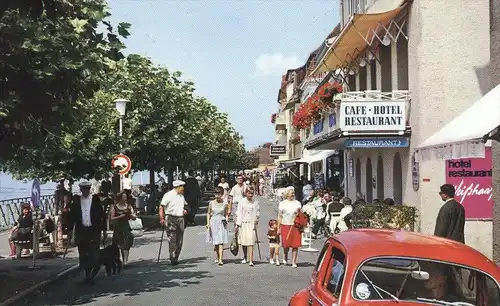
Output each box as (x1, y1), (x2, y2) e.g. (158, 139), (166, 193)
(311, 2), (406, 74)
(296, 149), (337, 164)
(415, 84), (500, 161)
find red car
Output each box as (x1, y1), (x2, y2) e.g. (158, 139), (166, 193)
(289, 229), (500, 305)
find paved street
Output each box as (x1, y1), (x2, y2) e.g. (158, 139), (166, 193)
(12, 197), (325, 306)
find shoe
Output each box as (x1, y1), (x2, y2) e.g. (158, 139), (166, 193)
(213, 259), (218, 264)
(218, 262), (223, 266)
(282, 259), (288, 265)
(269, 259), (274, 264)
(276, 261), (280, 266)
(292, 263), (298, 268)
(240, 259), (247, 264)
(249, 262), (254, 267)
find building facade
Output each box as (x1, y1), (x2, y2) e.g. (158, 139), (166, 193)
(272, 0), (493, 257)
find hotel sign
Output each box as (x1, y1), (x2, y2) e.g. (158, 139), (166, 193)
(269, 145), (286, 155)
(340, 101), (406, 132)
(344, 138), (409, 148)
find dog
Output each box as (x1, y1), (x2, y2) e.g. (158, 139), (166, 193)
(96, 244), (122, 277)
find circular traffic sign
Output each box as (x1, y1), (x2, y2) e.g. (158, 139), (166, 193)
(31, 179), (41, 208)
(112, 154), (132, 175)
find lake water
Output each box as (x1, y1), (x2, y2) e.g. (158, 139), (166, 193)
(0, 171), (162, 201)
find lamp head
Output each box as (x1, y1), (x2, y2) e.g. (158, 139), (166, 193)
(114, 98), (130, 116)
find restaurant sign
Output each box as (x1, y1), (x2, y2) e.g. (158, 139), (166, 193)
(344, 138), (409, 148)
(445, 147), (492, 219)
(339, 101), (406, 132)
(269, 145), (286, 156)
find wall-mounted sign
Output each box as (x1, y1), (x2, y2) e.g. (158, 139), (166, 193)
(344, 138), (409, 148)
(348, 159), (354, 177)
(411, 153), (419, 191)
(269, 145), (286, 155)
(339, 101), (406, 132)
(445, 147), (492, 219)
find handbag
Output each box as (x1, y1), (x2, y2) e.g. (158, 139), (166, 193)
(229, 234), (239, 256)
(129, 218), (144, 237)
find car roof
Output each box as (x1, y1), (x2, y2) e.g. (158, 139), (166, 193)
(331, 229), (497, 272)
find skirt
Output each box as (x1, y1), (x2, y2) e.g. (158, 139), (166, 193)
(280, 224), (302, 248)
(206, 218), (228, 245)
(238, 222), (255, 246)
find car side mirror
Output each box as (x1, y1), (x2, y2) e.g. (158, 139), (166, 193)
(411, 270), (430, 280)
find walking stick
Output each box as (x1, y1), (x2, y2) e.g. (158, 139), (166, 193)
(254, 228), (262, 260)
(157, 224), (166, 264)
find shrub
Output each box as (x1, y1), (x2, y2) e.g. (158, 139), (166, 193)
(350, 204), (418, 231)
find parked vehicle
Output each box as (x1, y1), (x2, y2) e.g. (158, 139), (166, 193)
(289, 229), (500, 305)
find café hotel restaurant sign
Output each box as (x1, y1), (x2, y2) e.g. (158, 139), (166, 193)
(340, 101), (406, 132)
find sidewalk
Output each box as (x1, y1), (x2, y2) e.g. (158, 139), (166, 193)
(0, 230), (79, 306)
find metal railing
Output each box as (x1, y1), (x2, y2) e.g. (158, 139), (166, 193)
(0, 195), (57, 231)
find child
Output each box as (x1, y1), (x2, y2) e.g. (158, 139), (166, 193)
(267, 219), (280, 266)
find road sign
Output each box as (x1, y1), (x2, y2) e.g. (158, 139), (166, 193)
(112, 154), (132, 175)
(31, 179), (41, 208)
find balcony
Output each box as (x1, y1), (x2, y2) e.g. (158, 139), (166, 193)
(274, 113), (287, 130)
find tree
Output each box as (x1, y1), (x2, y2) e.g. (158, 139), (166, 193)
(0, 0), (130, 163)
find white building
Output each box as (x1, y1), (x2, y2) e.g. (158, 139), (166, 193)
(293, 0), (493, 257)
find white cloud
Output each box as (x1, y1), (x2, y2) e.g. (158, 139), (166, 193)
(253, 53), (300, 77)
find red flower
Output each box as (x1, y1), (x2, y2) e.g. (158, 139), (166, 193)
(271, 113), (277, 124)
(317, 82), (343, 99)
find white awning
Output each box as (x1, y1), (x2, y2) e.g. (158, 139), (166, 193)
(416, 84), (500, 161)
(296, 150), (337, 164)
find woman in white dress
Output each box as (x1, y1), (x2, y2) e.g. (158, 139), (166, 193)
(218, 176), (230, 203)
(206, 186), (229, 265)
(235, 186), (260, 267)
(277, 188), (302, 268)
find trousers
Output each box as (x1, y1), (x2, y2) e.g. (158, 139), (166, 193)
(166, 215), (185, 259)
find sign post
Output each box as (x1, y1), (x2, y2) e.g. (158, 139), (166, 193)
(30, 179), (41, 269)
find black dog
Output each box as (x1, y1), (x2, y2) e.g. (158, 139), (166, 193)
(96, 244), (122, 277)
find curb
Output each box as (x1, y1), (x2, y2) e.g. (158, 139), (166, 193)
(0, 264), (80, 306)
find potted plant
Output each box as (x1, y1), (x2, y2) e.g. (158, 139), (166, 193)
(271, 113), (277, 124)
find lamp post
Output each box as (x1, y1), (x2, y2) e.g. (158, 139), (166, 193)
(114, 98), (130, 191)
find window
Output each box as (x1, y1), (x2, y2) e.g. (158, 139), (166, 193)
(376, 156), (384, 200)
(380, 45), (392, 92)
(365, 158), (373, 203)
(352, 257), (500, 305)
(393, 153), (402, 205)
(355, 158), (361, 193)
(358, 66), (367, 91)
(326, 248), (346, 297)
(370, 60), (377, 90)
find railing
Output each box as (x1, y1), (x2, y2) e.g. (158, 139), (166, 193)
(0, 195), (57, 231)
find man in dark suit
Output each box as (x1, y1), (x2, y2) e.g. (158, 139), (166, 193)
(67, 181), (107, 285)
(184, 170), (201, 226)
(434, 184), (465, 243)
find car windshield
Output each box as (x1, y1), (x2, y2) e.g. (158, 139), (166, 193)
(352, 257), (500, 305)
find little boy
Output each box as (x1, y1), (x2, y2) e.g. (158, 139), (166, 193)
(267, 219), (280, 266)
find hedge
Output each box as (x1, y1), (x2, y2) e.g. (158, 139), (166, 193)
(350, 204), (418, 231)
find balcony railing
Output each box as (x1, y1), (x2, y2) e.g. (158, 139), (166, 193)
(0, 195), (57, 230)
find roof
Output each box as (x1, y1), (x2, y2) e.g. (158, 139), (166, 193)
(333, 229), (498, 273)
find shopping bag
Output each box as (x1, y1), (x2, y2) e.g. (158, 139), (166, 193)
(229, 235), (239, 256)
(129, 218), (144, 237)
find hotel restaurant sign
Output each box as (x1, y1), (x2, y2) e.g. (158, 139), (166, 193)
(339, 101), (406, 132)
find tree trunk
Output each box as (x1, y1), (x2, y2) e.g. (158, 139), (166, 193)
(56, 179), (65, 249)
(148, 169), (156, 215)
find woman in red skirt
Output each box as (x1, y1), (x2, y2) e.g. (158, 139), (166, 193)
(277, 187), (302, 268)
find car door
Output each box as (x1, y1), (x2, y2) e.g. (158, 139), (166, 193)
(310, 241), (346, 306)
(308, 241), (332, 306)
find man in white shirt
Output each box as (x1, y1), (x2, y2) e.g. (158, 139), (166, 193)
(159, 180), (188, 265)
(229, 175), (246, 224)
(68, 181), (106, 285)
(122, 173), (132, 194)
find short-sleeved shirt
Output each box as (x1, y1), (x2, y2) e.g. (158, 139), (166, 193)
(278, 199), (301, 225)
(267, 229), (280, 244)
(230, 184), (246, 203)
(160, 190), (186, 217)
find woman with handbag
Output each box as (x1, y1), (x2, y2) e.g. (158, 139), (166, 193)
(235, 186), (260, 267)
(110, 191), (137, 265)
(277, 188), (302, 268)
(206, 186), (229, 265)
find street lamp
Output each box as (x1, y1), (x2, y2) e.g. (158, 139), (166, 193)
(114, 98), (130, 192)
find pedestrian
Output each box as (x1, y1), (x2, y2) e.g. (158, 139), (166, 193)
(267, 219), (280, 266)
(277, 188), (302, 268)
(184, 170), (201, 226)
(434, 184), (465, 243)
(159, 180), (189, 265)
(110, 191), (136, 265)
(235, 186), (260, 267)
(206, 186), (229, 265)
(68, 181), (107, 285)
(229, 174), (247, 226)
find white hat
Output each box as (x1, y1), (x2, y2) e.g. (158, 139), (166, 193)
(79, 181), (92, 188)
(172, 180), (185, 188)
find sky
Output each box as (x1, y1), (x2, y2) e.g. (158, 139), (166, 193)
(107, 0), (340, 148)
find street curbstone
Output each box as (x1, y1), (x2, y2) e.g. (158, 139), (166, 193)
(0, 264), (80, 306)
